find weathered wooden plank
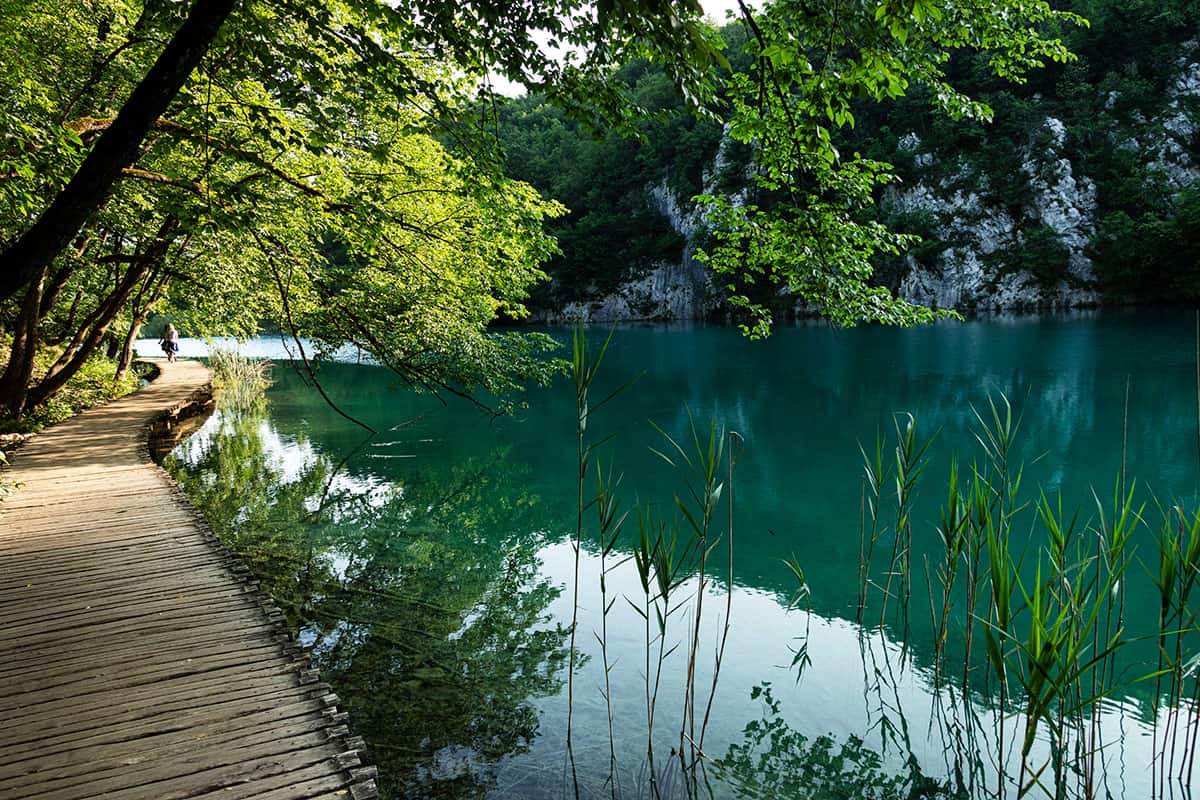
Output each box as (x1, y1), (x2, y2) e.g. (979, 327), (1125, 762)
(0, 668), (309, 749)
(0, 580), (249, 629)
(0, 613), (275, 673)
(0, 640), (294, 712)
(0, 593), (259, 650)
(0, 562), (242, 606)
(0, 638), (287, 706)
(192, 765), (351, 800)
(0, 509), (202, 540)
(0, 360), (375, 799)
(32, 739), (336, 800)
(0, 601), (279, 654)
(3, 707), (340, 793)
(0, 542), (227, 581)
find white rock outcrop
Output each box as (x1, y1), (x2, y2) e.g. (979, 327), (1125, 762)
(541, 53), (1199, 319)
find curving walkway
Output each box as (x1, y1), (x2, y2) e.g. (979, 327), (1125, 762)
(0, 360), (377, 800)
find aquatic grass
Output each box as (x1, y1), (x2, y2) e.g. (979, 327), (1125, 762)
(593, 458), (630, 799)
(878, 413), (936, 629)
(649, 413), (727, 789)
(783, 557), (813, 681)
(1086, 478), (1140, 797)
(1150, 502), (1200, 795)
(854, 414), (936, 631)
(700, 430), (743, 754)
(857, 432), (891, 622)
(931, 458), (968, 689)
(208, 347), (271, 412)
(853, 392), (1165, 799)
(566, 327), (749, 799)
(567, 325), (613, 791)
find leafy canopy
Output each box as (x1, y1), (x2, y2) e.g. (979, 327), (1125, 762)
(696, 0), (1085, 335)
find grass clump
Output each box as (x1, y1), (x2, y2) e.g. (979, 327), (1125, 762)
(208, 347), (271, 412)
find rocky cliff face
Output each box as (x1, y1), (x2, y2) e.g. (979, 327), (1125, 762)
(895, 47), (1199, 311)
(893, 116), (1103, 310)
(541, 50), (1200, 321)
(537, 136), (740, 323)
(535, 189), (715, 323)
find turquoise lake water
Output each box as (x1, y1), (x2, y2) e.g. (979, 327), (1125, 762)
(165, 310), (1200, 799)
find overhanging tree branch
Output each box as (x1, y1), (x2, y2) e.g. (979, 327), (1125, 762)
(0, 0), (236, 303)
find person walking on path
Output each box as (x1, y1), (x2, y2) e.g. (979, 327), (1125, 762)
(160, 323), (180, 362)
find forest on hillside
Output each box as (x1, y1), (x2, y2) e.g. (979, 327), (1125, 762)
(497, 0), (1200, 316)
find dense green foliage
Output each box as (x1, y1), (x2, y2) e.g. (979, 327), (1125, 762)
(0, 0), (724, 418)
(497, 58), (736, 304)
(499, 0), (1200, 314)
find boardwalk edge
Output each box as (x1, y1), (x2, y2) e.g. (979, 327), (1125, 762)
(147, 384), (381, 800)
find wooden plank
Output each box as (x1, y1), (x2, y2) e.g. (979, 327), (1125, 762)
(0, 359), (375, 799)
(32, 737), (336, 800)
(0, 601), (280, 654)
(0, 639), (286, 704)
(193, 763), (351, 800)
(0, 562), (241, 606)
(0, 667), (309, 750)
(0, 640), (291, 711)
(0, 592), (259, 648)
(0, 581), (249, 629)
(3, 706), (339, 793)
(0, 613), (275, 673)
(0, 542), (227, 581)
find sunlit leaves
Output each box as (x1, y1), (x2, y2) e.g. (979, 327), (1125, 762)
(695, 0), (1087, 332)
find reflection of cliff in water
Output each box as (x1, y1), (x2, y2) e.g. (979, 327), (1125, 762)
(167, 411), (569, 799)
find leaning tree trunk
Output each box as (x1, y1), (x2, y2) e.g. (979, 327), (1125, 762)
(0, 0), (235, 302)
(0, 269), (49, 417)
(26, 220), (177, 410)
(49, 290), (85, 346)
(24, 264), (148, 410)
(114, 273), (168, 384)
(45, 265), (139, 379)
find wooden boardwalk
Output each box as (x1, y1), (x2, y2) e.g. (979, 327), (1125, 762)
(0, 360), (378, 800)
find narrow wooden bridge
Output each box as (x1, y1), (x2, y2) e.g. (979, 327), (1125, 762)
(0, 360), (377, 799)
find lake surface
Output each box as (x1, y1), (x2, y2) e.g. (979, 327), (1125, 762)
(165, 311), (1200, 799)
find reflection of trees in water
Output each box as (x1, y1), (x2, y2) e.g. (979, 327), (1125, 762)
(713, 683), (952, 800)
(167, 410), (569, 799)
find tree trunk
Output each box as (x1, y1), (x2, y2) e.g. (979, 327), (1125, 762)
(45, 265), (142, 379)
(56, 290), (84, 344)
(39, 266), (75, 320)
(0, 0), (235, 302)
(45, 218), (177, 379)
(0, 270), (49, 417)
(24, 266), (148, 409)
(26, 222), (177, 409)
(114, 317), (144, 385)
(115, 274), (169, 384)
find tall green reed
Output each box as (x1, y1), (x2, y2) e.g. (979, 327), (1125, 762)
(568, 326), (752, 799)
(650, 414), (727, 790)
(851, 392), (1169, 799)
(567, 326), (628, 795)
(208, 347), (271, 412)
